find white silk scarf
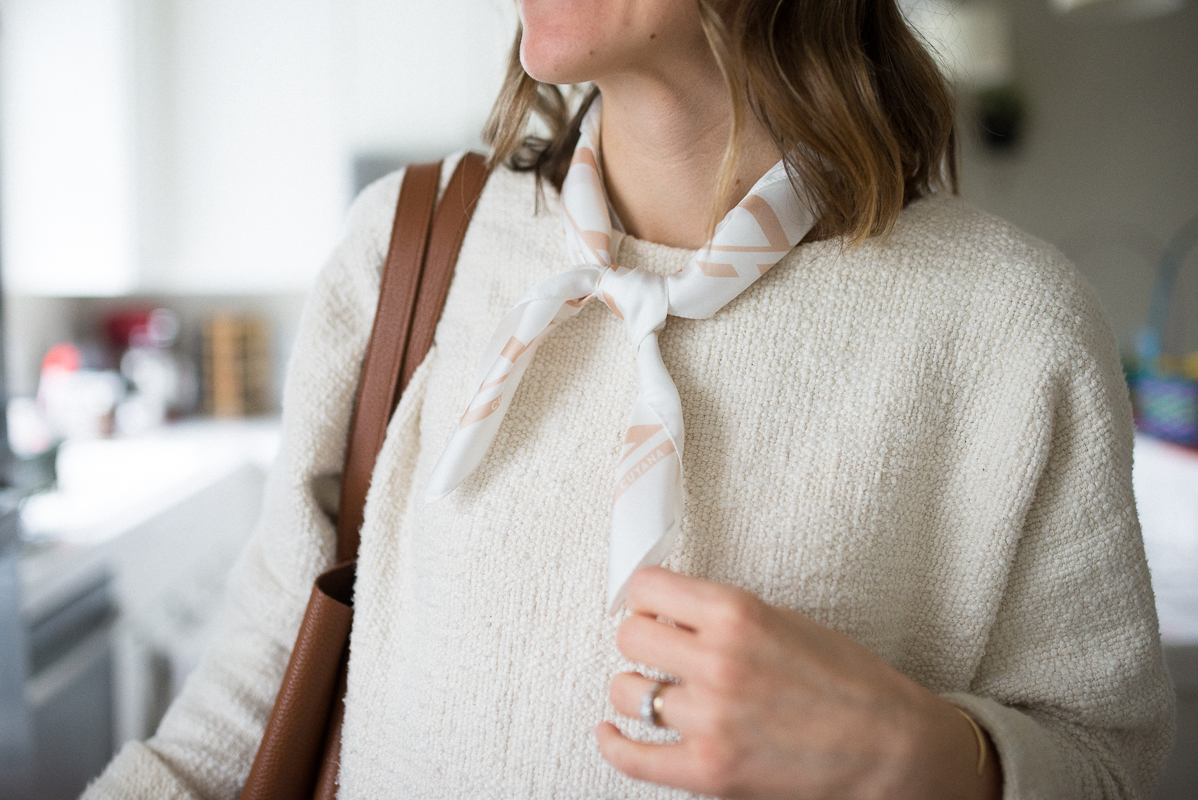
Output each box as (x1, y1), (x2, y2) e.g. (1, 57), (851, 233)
(426, 96), (816, 611)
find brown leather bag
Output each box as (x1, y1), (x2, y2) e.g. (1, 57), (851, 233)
(240, 153), (489, 800)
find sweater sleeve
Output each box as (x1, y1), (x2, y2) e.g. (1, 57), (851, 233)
(944, 276), (1175, 800)
(83, 169), (410, 799)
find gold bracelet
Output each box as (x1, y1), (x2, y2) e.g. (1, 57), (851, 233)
(955, 708), (987, 776)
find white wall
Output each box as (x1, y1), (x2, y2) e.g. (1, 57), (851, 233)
(152, 0), (515, 294)
(152, 0), (347, 294)
(339, 0), (516, 156)
(958, 0), (1198, 353)
(0, 0), (518, 297)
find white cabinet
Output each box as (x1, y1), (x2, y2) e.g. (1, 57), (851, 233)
(0, 0), (515, 297)
(1, 0), (348, 295)
(0, 0), (142, 296)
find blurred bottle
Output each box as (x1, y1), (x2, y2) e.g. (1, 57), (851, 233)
(106, 308), (199, 436)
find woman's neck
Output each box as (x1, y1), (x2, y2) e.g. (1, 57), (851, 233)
(595, 71), (782, 250)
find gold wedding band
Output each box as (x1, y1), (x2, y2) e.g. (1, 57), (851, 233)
(640, 681), (667, 727)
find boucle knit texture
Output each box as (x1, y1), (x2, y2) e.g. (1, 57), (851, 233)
(86, 155), (1173, 800)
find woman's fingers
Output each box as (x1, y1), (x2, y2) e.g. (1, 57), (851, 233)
(616, 612), (705, 676)
(625, 566), (729, 630)
(594, 722), (700, 792)
(606, 570), (974, 799)
(626, 566), (782, 642)
(597, 721), (745, 798)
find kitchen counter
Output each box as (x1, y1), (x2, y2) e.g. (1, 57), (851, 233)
(1130, 434), (1198, 799)
(12, 417), (280, 797)
(1133, 433), (1198, 645)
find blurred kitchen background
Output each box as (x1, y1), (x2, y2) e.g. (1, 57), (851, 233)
(0, 0), (1194, 797)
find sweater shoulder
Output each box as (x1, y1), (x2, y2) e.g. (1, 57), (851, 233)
(870, 194), (1112, 351)
(891, 194), (1065, 271)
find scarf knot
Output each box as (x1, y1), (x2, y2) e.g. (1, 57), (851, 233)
(425, 95), (816, 611)
(593, 266), (669, 347)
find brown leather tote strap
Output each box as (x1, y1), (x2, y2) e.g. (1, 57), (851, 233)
(401, 152), (489, 389)
(334, 161), (439, 563)
(335, 153), (489, 563)
(241, 155), (489, 800)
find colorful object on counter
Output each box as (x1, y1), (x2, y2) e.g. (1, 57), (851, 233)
(104, 308), (156, 348)
(28, 308), (200, 446)
(104, 307), (181, 349)
(1184, 352), (1198, 380)
(1133, 212), (1198, 448)
(36, 343), (125, 441)
(102, 306), (198, 434)
(1136, 376), (1198, 446)
(41, 342), (84, 373)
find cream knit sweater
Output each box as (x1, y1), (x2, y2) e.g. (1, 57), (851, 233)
(86, 155), (1174, 800)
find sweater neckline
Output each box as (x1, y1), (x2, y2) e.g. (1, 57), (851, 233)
(612, 234), (696, 277)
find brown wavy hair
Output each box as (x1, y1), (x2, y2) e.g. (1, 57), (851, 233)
(483, 0), (958, 243)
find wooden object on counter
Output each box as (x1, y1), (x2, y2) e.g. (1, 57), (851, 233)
(202, 314), (270, 417)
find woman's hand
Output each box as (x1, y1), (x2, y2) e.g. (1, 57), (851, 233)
(596, 567), (1002, 800)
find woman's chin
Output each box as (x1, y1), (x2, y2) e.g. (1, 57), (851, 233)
(520, 41), (601, 86)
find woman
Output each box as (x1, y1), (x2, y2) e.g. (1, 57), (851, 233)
(86, 0), (1173, 798)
